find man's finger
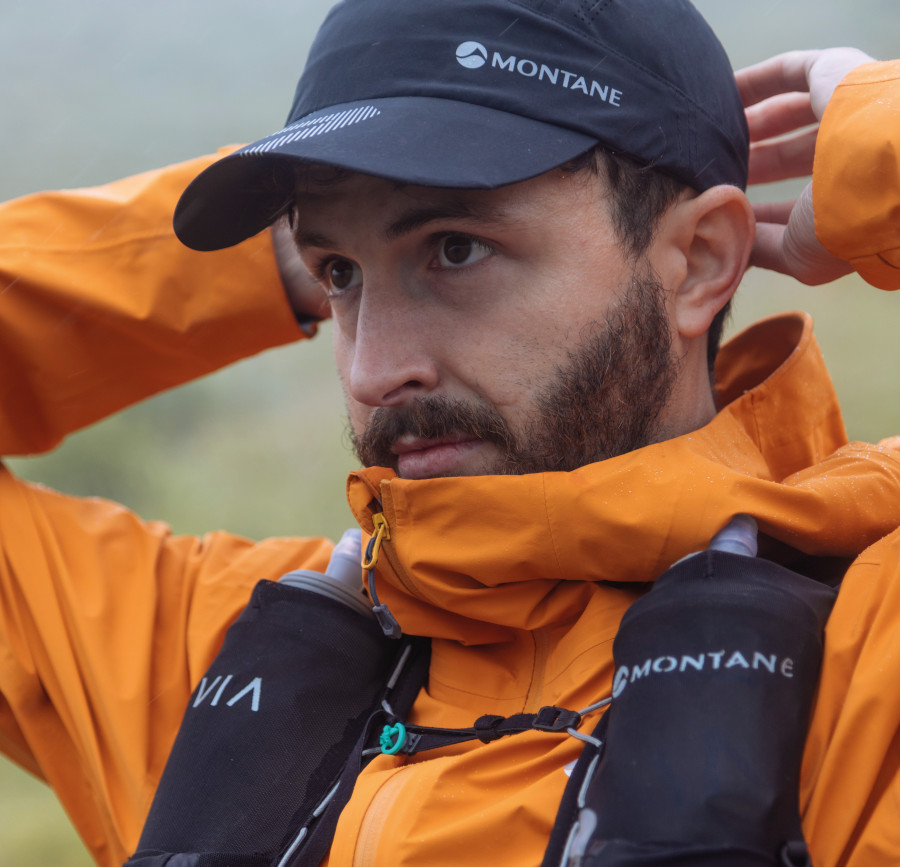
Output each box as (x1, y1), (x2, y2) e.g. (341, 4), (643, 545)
(735, 51), (818, 108)
(270, 217), (333, 322)
(752, 201), (796, 227)
(747, 127), (818, 185)
(745, 92), (817, 142)
(748, 222), (790, 275)
(751, 223), (854, 286)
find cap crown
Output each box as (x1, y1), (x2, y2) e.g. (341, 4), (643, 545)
(174, 0), (749, 251)
(290, 0), (748, 191)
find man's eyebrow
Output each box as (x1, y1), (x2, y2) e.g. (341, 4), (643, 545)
(293, 229), (337, 250)
(385, 200), (508, 241)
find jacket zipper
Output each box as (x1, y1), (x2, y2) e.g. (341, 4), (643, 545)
(351, 766), (411, 867)
(524, 627), (550, 713)
(369, 510), (550, 714)
(365, 510), (420, 599)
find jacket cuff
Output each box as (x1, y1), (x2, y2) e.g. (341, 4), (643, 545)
(849, 250), (900, 292)
(813, 60), (900, 291)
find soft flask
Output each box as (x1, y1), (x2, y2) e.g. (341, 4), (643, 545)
(126, 530), (401, 867)
(546, 517), (836, 867)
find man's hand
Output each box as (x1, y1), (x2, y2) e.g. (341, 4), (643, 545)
(270, 216), (332, 328)
(736, 48), (874, 285)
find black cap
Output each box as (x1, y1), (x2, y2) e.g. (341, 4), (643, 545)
(175, 0), (749, 251)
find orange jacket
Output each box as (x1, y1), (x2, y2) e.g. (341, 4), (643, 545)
(814, 60), (900, 290)
(0, 65), (899, 867)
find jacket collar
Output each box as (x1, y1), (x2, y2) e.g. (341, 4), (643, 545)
(346, 313), (900, 642)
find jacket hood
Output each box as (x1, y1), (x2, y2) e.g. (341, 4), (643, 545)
(346, 313), (900, 644)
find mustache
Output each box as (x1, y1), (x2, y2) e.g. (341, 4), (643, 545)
(352, 396), (517, 470)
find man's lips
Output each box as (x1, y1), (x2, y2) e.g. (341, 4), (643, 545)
(391, 436), (482, 479)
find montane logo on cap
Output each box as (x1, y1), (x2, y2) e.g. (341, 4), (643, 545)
(454, 40), (623, 106)
(456, 41), (488, 69)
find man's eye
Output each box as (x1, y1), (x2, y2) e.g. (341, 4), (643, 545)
(437, 235), (493, 268)
(326, 258), (362, 292)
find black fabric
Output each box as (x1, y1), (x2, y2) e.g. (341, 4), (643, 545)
(126, 580), (399, 865)
(543, 551), (834, 867)
(562, 839), (792, 866)
(125, 854), (268, 867)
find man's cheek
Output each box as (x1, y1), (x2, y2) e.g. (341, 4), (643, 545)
(330, 318), (356, 380)
(344, 404), (369, 439)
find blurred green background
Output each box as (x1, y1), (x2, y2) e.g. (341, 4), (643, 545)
(0, 0), (897, 864)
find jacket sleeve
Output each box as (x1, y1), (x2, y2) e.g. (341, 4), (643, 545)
(0, 155), (336, 866)
(813, 60), (900, 291)
(0, 150), (306, 456)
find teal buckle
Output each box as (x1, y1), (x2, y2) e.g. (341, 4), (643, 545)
(380, 722), (407, 755)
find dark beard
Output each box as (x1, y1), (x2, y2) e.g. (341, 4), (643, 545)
(351, 272), (678, 476)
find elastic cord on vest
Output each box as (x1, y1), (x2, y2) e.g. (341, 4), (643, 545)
(375, 696), (611, 757)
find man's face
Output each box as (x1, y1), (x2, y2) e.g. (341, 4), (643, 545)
(294, 167), (680, 479)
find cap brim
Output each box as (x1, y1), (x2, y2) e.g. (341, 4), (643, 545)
(174, 96), (597, 251)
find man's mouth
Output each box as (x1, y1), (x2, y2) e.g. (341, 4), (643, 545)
(390, 435), (483, 479)
(352, 395), (516, 476)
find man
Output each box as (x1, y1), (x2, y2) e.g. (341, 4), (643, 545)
(0, 1), (899, 866)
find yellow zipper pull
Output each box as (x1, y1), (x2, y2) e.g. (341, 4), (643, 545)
(360, 513), (401, 639)
(361, 512), (391, 571)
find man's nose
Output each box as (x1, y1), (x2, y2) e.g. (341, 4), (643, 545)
(345, 291), (441, 408)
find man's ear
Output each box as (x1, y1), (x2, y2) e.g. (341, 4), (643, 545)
(655, 185), (755, 341)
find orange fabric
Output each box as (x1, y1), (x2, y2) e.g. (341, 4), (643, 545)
(1, 149), (900, 867)
(0, 148), (304, 456)
(814, 60), (900, 290)
(0, 155), (334, 865)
